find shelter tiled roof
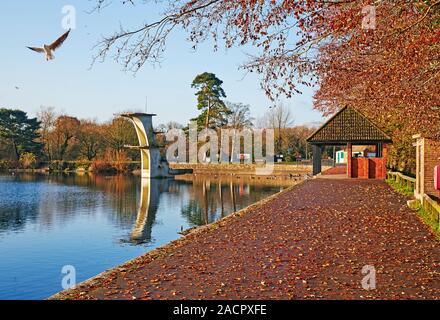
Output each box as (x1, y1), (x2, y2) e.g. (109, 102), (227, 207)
(307, 106), (392, 144)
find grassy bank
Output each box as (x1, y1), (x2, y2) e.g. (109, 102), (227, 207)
(385, 178), (414, 197)
(386, 178), (440, 239)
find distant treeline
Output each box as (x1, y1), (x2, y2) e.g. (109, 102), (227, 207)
(0, 106), (319, 172)
(0, 107), (139, 172)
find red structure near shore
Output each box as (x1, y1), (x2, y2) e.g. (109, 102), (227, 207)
(307, 106), (392, 179)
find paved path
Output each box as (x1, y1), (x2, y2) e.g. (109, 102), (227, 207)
(56, 179), (440, 300)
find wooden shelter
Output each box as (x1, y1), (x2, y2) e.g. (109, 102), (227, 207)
(307, 106), (392, 179)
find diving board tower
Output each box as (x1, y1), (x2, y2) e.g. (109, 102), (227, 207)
(119, 113), (168, 178)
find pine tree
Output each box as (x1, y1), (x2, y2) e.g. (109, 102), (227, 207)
(191, 72), (229, 129)
(0, 108), (43, 160)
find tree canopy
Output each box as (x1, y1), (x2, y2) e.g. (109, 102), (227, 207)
(91, 0), (439, 172)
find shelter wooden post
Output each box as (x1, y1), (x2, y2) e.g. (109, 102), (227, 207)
(312, 145), (323, 175)
(347, 143), (352, 178)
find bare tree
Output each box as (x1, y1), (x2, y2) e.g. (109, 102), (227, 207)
(258, 104), (294, 154)
(91, 0), (224, 73)
(259, 104), (294, 129)
(156, 121), (184, 133)
(226, 102), (254, 129)
(225, 102), (254, 163)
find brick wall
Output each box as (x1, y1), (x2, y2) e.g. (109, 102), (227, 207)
(423, 138), (440, 198)
(369, 158), (387, 179)
(349, 143), (388, 179)
(352, 158), (369, 179)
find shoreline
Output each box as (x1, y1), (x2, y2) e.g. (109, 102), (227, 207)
(4, 162), (322, 171)
(49, 179), (305, 300)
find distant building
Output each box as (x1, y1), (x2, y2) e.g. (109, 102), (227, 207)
(274, 154), (284, 163)
(335, 150), (346, 164)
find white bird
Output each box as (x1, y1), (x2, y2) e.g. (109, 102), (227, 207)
(27, 29), (71, 61)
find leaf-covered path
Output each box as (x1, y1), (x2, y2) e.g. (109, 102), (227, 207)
(55, 179), (440, 300)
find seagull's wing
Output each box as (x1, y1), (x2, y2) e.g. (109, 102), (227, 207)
(49, 29), (71, 51)
(27, 47), (45, 53)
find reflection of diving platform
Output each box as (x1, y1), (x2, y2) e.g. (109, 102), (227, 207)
(130, 179), (163, 243)
(119, 113), (170, 178)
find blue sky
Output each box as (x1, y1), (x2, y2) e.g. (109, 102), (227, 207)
(0, 1), (323, 126)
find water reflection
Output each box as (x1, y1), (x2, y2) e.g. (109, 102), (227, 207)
(128, 177), (286, 243)
(178, 176), (292, 229)
(130, 179), (159, 244)
(0, 174), (291, 244)
(0, 173), (290, 299)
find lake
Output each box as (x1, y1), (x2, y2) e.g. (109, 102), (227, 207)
(0, 173), (287, 299)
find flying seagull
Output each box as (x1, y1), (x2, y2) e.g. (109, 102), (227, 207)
(27, 29), (71, 61)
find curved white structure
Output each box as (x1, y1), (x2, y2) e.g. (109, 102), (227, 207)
(119, 113), (168, 178)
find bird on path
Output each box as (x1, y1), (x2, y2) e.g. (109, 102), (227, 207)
(27, 29), (71, 61)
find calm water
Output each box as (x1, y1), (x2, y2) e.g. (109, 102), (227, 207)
(0, 173), (285, 299)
